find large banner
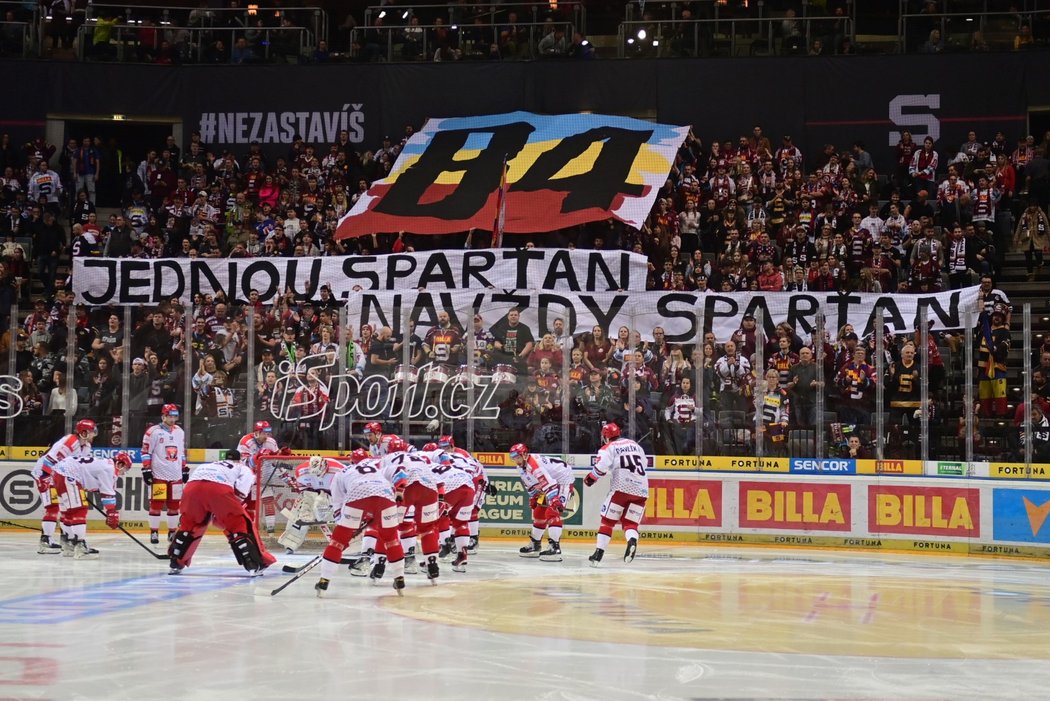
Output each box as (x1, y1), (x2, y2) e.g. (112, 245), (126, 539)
(71, 250), (650, 304)
(336, 112), (690, 237)
(348, 286), (982, 343)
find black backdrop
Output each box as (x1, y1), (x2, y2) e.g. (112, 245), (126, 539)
(0, 52), (1044, 166)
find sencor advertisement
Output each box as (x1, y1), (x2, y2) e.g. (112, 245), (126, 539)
(992, 488), (1050, 544)
(644, 479), (722, 527)
(868, 485), (980, 538)
(789, 458), (856, 475)
(738, 482), (852, 532)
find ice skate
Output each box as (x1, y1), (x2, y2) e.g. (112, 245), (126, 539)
(452, 550), (468, 573)
(539, 540), (562, 562)
(61, 533), (74, 558)
(392, 576), (405, 597)
(426, 555), (440, 585)
(519, 538), (541, 558)
(466, 535), (479, 554)
(588, 548), (604, 568)
(149, 530), (160, 545)
(315, 578), (329, 598)
(37, 535), (61, 554)
(624, 537), (637, 564)
(73, 538), (99, 560)
(403, 546), (418, 574)
(369, 557), (386, 584)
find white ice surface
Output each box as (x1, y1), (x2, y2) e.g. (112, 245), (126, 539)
(1, 533), (1048, 701)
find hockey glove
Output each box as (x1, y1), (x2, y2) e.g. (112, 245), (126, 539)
(549, 496), (565, 512)
(584, 473), (597, 487)
(105, 510), (120, 529)
(35, 477), (51, 493)
(141, 468), (153, 486)
(528, 495), (539, 510)
(485, 482), (498, 497)
(182, 466), (190, 483)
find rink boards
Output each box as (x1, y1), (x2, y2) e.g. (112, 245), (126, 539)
(2, 458), (1049, 560)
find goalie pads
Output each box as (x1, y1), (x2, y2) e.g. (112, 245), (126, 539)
(229, 532), (265, 572)
(277, 491), (319, 551)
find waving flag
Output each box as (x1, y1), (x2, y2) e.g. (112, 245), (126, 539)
(336, 111), (689, 238)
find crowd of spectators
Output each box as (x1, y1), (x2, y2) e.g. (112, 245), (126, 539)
(1, 116), (1049, 461)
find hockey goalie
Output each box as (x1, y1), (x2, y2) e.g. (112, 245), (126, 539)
(277, 456), (346, 554)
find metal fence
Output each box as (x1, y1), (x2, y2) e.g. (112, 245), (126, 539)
(351, 19), (578, 62)
(75, 22), (312, 63)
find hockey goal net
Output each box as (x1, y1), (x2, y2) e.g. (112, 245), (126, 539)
(253, 454), (348, 550)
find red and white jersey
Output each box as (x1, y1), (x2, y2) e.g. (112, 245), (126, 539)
(431, 454), (475, 491)
(368, 434), (399, 458)
(292, 458), (346, 492)
(592, 438), (649, 498)
(32, 434), (88, 480)
(454, 454), (489, 488)
(238, 433), (279, 466)
(380, 452), (438, 490)
(141, 423), (186, 481)
(331, 459), (396, 504)
(517, 454), (573, 498)
(189, 459), (256, 499)
(53, 455), (118, 497)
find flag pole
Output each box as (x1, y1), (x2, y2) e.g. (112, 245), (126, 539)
(490, 154), (508, 248)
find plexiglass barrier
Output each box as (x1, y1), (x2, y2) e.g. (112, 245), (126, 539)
(0, 296), (1045, 478)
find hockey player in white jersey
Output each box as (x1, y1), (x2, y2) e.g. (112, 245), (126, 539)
(509, 443), (574, 562)
(364, 421), (399, 457)
(315, 448), (407, 597)
(237, 421), (280, 533)
(31, 419), (98, 554)
(429, 452), (477, 572)
(379, 439), (442, 581)
(141, 404), (188, 544)
(277, 456), (345, 554)
(52, 451), (132, 559)
(584, 423), (649, 566)
(435, 436), (496, 554)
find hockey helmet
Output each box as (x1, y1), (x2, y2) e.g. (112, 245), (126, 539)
(308, 455), (327, 477)
(254, 420), (272, 434)
(113, 451), (132, 474)
(387, 437), (408, 454)
(422, 442), (438, 452)
(437, 435), (455, 450)
(161, 403), (180, 418)
(349, 448), (370, 464)
(508, 443), (529, 463)
(76, 419), (98, 438)
(601, 422), (622, 441)
(364, 421), (383, 435)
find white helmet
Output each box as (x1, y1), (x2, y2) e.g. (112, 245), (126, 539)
(308, 455), (326, 477)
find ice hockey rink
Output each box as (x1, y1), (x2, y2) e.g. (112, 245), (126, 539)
(2, 533), (1048, 701)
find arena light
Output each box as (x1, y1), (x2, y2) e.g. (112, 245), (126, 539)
(580, 39), (589, 46)
(652, 39), (659, 47)
(402, 9), (411, 19)
(627, 37), (635, 44)
(637, 28), (646, 40)
(378, 10), (386, 18)
(247, 4), (258, 15)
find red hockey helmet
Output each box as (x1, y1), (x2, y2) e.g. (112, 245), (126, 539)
(601, 423), (621, 442)
(508, 443), (529, 463)
(422, 442), (439, 452)
(349, 448), (370, 464)
(387, 437), (408, 454)
(76, 419), (98, 437)
(364, 421), (383, 435)
(437, 435), (455, 449)
(254, 420), (272, 434)
(113, 451), (132, 474)
(161, 404), (180, 417)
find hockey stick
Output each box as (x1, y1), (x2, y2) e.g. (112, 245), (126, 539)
(270, 555), (321, 596)
(279, 519), (368, 573)
(91, 503), (169, 560)
(0, 519), (39, 531)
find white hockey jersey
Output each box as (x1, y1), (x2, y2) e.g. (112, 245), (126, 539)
(368, 433), (399, 458)
(238, 433), (279, 466)
(380, 452), (438, 490)
(141, 424), (186, 481)
(431, 454), (475, 491)
(293, 458), (346, 492)
(189, 459), (256, 499)
(518, 454), (573, 499)
(330, 459), (396, 505)
(591, 438), (649, 498)
(32, 434), (87, 480)
(53, 455), (118, 498)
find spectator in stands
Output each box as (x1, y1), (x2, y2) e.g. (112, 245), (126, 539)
(1013, 203), (1049, 280)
